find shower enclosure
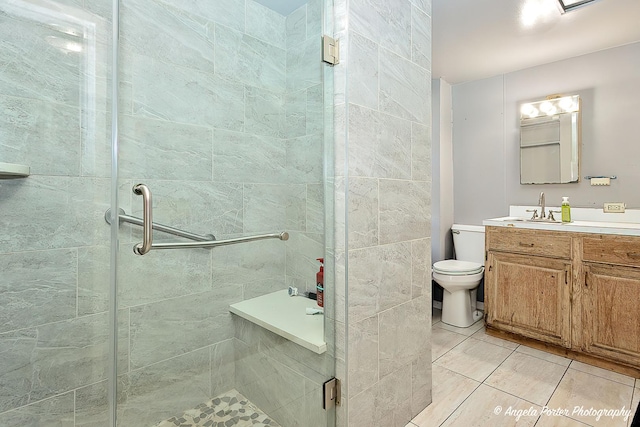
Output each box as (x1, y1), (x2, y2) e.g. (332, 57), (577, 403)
(0, 0), (336, 425)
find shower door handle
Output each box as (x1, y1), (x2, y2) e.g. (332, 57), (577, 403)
(132, 184), (153, 255)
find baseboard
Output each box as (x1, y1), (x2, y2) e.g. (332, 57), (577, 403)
(477, 301), (484, 310)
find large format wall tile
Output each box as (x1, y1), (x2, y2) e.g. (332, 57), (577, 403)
(411, 5), (432, 70)
(286, 6), (307, 48)
(348, 104), (412, 179)
(211, 339), (235, 398)
(210, 239), (285, 288)
(246, 0), (286, 49)
(119, 115), (213, 181)
(285, 232), (324, 291)
(348, 242), (412, 323)
(348, 316), (379, 397)
(213, 129), (287, 183)
(375, 363), (413, 426)
(245, 86), (285, 138)
(215, 26), (286, 94)
(132, 56), (244, 130)
(156, 0), (245, 32)
(286, 134), (324, 183)
(379, 49), (431, 124)
(350, 0), (411, 60)
(0, 12), (81, 104)
(118, 347), (211, 426)
(410, 0), (431, 14)
(412, 122), (431, 181)
(347, 177), (379, 249)
(378, 296), (430, 377)
(0, 393), (75, 427)
(348, 33), (379, 110)
(0, 95), (81, 176)
(234, 338), (307, 414)
(306, 0), (323, 37)
(306, 84), (324, 136)
(0, 177), (109, 252)
(129, 179), (243, 238)
(120, 0), (214, 72)
(287, 37), (322, 92)
(75, 381), (109, 427)
(0, 249), (77, 333)
(412, 238), (431, 298)
(379, 179), (430, 244)
(129, 287), (242, 369)
(285, 88), (307, 138)
(306, 183), (324, 233)
(117, 248), (213, 308)
(243, 183), (306, 233)
(411, 351), (432, 417)
(0, 314), (110, 413)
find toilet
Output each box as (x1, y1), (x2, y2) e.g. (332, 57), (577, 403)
(433, 224), (485, 328)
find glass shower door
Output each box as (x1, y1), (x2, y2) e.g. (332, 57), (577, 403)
(0, 0), (115, 425)
(113, 0), (336, 426)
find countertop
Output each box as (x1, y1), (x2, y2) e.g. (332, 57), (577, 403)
(484, 206), (640, 236)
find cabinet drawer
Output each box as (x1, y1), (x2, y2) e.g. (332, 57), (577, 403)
(583, 234), (640, 267)
(486, 227), (572, 259)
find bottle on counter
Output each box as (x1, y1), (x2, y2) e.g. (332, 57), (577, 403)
(561, 197), (572, 223)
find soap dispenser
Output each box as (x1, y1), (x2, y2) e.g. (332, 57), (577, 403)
(561, 197), (571, 223)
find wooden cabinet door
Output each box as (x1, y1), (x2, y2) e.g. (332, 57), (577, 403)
(486, 252), (572, 347)
(583, 263), (640, 366)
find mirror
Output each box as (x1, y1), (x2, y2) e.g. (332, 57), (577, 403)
(519, 95), (581, 184)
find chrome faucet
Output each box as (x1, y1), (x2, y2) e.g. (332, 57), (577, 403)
(538, 192), (546, 219)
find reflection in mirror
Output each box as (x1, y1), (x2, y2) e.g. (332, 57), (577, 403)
(520, 95), (581, 184)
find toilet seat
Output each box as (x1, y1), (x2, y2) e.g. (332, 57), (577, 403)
(433, 260), (484, 276)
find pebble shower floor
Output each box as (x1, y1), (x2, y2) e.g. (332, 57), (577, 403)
(155, 389), (281, 427)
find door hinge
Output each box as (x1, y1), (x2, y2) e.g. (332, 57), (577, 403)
(322, 35), (340, 65)
(322, 377), (341, 409)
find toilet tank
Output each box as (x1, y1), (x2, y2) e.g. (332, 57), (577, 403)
(452, 224), (485, 264)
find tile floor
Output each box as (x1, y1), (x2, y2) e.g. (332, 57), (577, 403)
(408, 309), (640, 427)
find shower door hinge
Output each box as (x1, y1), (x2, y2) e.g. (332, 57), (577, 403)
(322, 377), (341, 409)
(322, 35), (340, 65)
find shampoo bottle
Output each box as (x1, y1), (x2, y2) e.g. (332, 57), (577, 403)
(561, 197), (571, 223)
(316, 258), (324, 308)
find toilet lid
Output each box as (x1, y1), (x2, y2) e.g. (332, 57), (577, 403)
(433, 260), (484, 276)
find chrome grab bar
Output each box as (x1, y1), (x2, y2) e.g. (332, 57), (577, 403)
(104, 208), (215, 242)
(104, 184), (288, 255)
(133, 184), (153, 255)
(150, 231), (289, 250)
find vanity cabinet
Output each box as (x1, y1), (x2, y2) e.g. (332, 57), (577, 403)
(485, 226), (640, 375)
(581, 235), (640, 366)
(485, 228), (572, 348)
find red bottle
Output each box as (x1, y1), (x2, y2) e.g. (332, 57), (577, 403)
(316, 258), (324, 308)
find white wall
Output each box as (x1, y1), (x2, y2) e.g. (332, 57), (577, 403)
(453, 75), (507, 225)
(432, 78), (454, 262)
(453, 42), (640, 225)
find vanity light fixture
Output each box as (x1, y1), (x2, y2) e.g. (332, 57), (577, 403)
(520, 95), (579, 119)
(557, 0), (598, 13)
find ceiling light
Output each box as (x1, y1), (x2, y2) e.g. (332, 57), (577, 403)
(557, 0), (598, 13)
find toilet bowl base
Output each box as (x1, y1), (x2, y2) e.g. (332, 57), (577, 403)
(441, 288), (483, 328)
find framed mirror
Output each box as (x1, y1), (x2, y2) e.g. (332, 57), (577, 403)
(520, 95), (581, 184)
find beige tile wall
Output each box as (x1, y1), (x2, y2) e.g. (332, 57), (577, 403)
(333, 0), (433, 425)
